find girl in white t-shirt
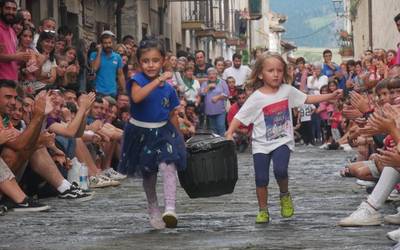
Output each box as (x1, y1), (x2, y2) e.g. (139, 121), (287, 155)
(225, 52), (342, 224)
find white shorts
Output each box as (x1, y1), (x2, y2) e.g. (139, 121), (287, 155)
(0, 157), (14, 183)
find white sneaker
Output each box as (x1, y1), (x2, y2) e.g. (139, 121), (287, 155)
(102, 168), (127, 181)
(356, 179), (376, 188)
(89, 175), (120, 188)
(338, 201), (383, 227)
(341, 144), (353, 151)
(387, 227), (400, 242)
(385, 207), (400, 225)
(319, 143), (328, 149)
(388, 190), (400, 202)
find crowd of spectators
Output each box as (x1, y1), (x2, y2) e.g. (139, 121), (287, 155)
(2, 1), (400, 246)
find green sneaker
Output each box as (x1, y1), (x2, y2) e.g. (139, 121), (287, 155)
(280, 193), (294, 218)
(255, 209), (270, 224)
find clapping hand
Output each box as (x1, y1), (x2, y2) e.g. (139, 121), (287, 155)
(376, 148), (400, 169)
(342, 104), (363, 119)
(350, 91), (370, 113)
(33, 91), (54, 116)
(78, 92), (96, 111)
(0, 129), (18, 144)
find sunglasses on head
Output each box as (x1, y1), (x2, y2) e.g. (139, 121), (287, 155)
(43, 30), (56, 34)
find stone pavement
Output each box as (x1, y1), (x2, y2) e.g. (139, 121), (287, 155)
(0, 146), (398, 250)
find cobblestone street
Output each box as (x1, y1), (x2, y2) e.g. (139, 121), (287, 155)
(0, 146), (398, 250)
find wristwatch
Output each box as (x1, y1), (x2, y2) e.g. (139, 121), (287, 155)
(158, 76), (163, 82)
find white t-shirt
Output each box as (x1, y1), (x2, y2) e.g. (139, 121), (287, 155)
(222, 65), (251, 86)
(307, 75), (328, 95)
(299, 104), (315, 122)
(234, 84), (307, 154)
(32, 59), (57, 91)
(180, 79), (200, 103)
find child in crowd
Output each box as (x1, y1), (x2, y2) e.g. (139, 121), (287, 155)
(299, 102), (315, 145)
(163, 62), (177, 88)
(226, 76), (238, 104)
(185, 101), (199, 129)
(330, 101), (343, 143)
(177, 99), (195, 139)
(317, 84), (334, 145)
(118, 37), (186, 229)
(225, 52), (342, 223)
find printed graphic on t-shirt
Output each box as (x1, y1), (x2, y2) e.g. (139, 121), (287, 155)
(263, 99), (291, 141)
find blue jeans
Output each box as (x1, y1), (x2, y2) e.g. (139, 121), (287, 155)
(207, 113), (226, 136)
(311, 113), (321, 140)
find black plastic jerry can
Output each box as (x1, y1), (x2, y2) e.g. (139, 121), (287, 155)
(178, 132), (238, 198)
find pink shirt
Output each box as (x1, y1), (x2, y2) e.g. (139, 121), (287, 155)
(0, 20), (18, 81)
(318, 101), (334, 120)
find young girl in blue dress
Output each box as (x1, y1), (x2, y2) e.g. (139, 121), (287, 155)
(226, 52), (343, 224)
(118, 37), (186, 229)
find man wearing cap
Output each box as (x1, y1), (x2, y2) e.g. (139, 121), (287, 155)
(90, 31), (125, 97)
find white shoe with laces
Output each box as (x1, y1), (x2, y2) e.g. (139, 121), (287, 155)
(102, 168), (127, 181)
(338, 201), (383, 227)
(340, 144), (353, 151)
(388, 189), (400, 202)
(356, 179), (376, 188)
(387, 227), (400, 242)
(384, 207), (400, 225)
(319, 143), (328, 149)
(89, 175), (120, 188)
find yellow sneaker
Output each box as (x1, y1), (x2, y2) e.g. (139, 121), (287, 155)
(280, 193), (294, 218)
(255, 209), (270, 224)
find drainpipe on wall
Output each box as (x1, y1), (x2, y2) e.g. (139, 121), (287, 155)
(59, 0), (67, 27)
(368, 0), (373, 50)
(116, 2), (123, 43)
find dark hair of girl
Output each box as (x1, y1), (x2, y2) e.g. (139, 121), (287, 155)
(64, 46), (77, 64)
(136, 36), (166, 61)
(36, 31), (56, 62)
(18, 25), (34, 40)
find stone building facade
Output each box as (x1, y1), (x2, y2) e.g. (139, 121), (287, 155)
(350, 0), (400, 58)
(17, 0), (291, 62)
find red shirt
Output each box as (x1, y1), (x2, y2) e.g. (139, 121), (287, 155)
(227, 102), (252, 131)
(330, 111), (342, 129)
(0, 20), (18, 81)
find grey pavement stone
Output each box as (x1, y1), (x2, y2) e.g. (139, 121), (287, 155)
(0, 146), (397, 250)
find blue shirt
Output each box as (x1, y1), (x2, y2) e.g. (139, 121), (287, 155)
(127, 72), (180, 122)
(90, 51), (122, 96)
(322, 63), (340, 78)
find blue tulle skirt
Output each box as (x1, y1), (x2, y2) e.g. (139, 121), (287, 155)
(118, 121), (187, 177)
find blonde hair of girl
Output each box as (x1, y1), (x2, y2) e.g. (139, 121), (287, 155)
(245, 52), (289, 90)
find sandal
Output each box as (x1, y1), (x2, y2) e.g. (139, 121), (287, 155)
(340, 167), (353, 177)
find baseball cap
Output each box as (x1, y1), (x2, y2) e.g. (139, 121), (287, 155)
(100, 30), (115, 38)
